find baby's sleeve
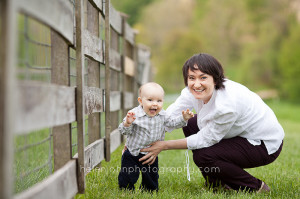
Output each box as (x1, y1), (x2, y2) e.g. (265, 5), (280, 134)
(118, 121), (133, 135)
(164, 114), (187, 130)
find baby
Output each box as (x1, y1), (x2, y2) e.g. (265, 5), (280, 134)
(118, 82), (194, 191)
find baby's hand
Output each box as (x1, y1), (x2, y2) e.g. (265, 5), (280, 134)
(124, 111), (136, 127)
(182, 108), (194, 121)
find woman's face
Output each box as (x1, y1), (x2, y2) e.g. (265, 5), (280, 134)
(187, 68), (215, 103)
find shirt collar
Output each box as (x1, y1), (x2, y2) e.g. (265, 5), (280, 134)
(205, 88), (216, 106)
(135, 105), (166, 117)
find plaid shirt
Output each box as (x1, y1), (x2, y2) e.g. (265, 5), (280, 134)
(119, 105), (187, 156)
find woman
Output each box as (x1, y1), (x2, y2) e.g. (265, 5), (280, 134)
(139, 53), (284, 192)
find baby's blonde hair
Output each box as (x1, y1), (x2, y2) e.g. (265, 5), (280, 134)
(139, 82), (165, 97)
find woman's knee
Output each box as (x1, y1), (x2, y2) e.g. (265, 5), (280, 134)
(192, 148), (216, 167)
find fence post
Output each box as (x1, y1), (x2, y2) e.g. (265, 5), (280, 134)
(87, 0), (101, 144)
(133, 35), (139, 106)
(120, 13), (128, 143)
(51, 31), (72, 171)
(104, 0), (111, 162)
(75, 0), (86, 193)
(0, 0), (17, 198)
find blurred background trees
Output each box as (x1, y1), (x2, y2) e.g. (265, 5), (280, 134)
(112, 0), (300, 103)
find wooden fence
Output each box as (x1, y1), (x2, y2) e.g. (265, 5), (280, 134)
(0, 0), (152, 198)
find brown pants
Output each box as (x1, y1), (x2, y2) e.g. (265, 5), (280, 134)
(183, 115), (283, 191)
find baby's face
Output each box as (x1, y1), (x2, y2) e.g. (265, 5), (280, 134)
(138, 86), (164, 117)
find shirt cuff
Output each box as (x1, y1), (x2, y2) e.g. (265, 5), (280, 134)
(180, 115), (188, 126)
(118, 122), (133, 135)
(186, 134), (199, 150)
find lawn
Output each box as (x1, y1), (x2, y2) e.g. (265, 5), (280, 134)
(75, 99), (300, 199)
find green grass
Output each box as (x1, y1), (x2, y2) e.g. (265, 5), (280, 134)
(14, 128), (53, 194)
(75, 99), (300, 199)
(13, 114), (104, 194)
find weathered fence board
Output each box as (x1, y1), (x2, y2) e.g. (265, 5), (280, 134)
(15, 34), (105, 160)
(125, 22), (135, 45)
(124, 56), (135, 76)
(14, 160), (78, 199)
(15, 82), (76, 134)
(73, 138), (104, 174)
(137, 44), (152, 84)
(86, 1), (102, 144)
(110, 129), (121, 153)
(1, 0), (17, 198)
(110, 48), (121, 71)
(104, 0), (112, 161)
(84, 87), (104, 114)
(110, 91), (121, 112)
(75, 0), (86, 193)
(51, 30), (72, 171)
(109, 2), (122, 34)
(83, 139), (105, 171)
(124, 92), (134, 109)
(83, 29), (104, 63)
(89, 0), (103, 12)
(16, 0), (74, 44)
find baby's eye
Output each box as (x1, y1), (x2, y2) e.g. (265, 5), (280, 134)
(148, 99), (152, 101)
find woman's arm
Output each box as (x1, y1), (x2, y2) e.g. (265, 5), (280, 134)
(165, 88), (194, 132)
(139, 138), (188, 165)
(166, 88), (194, 117)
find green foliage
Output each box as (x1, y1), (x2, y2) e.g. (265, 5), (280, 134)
(156, 31), (203, 93)
(277, 20), (300, 102)
(236, 0), (292, 91)
(245, 0), (268, 23)
(110, 0), (156, 26)
(114, 0), (300, 101)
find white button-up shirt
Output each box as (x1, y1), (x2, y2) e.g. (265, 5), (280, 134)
(119, 105), (187, 156)
(166, 79), (284, 155)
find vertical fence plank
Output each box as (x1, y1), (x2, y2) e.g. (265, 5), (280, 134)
(104, 0), (111, 161)
(0, 0), (17, 198)
(75, 0), (86, 193)
(87, 1), (101, 144)
(120, 14), (127, 143)
(51, 31), (72, 171)
(133, 36), (138, 107)
(109, 28), (120, 131)
(124, 40), (136, 109)
(137, 44), (152, 85)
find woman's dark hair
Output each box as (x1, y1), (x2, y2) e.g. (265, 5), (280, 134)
(182, 53), (225, 90)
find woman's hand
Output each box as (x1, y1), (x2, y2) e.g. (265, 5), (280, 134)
(139, 139), (188, 165)
(122, 145), (127, 155)
(139, 141), (165, 165)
